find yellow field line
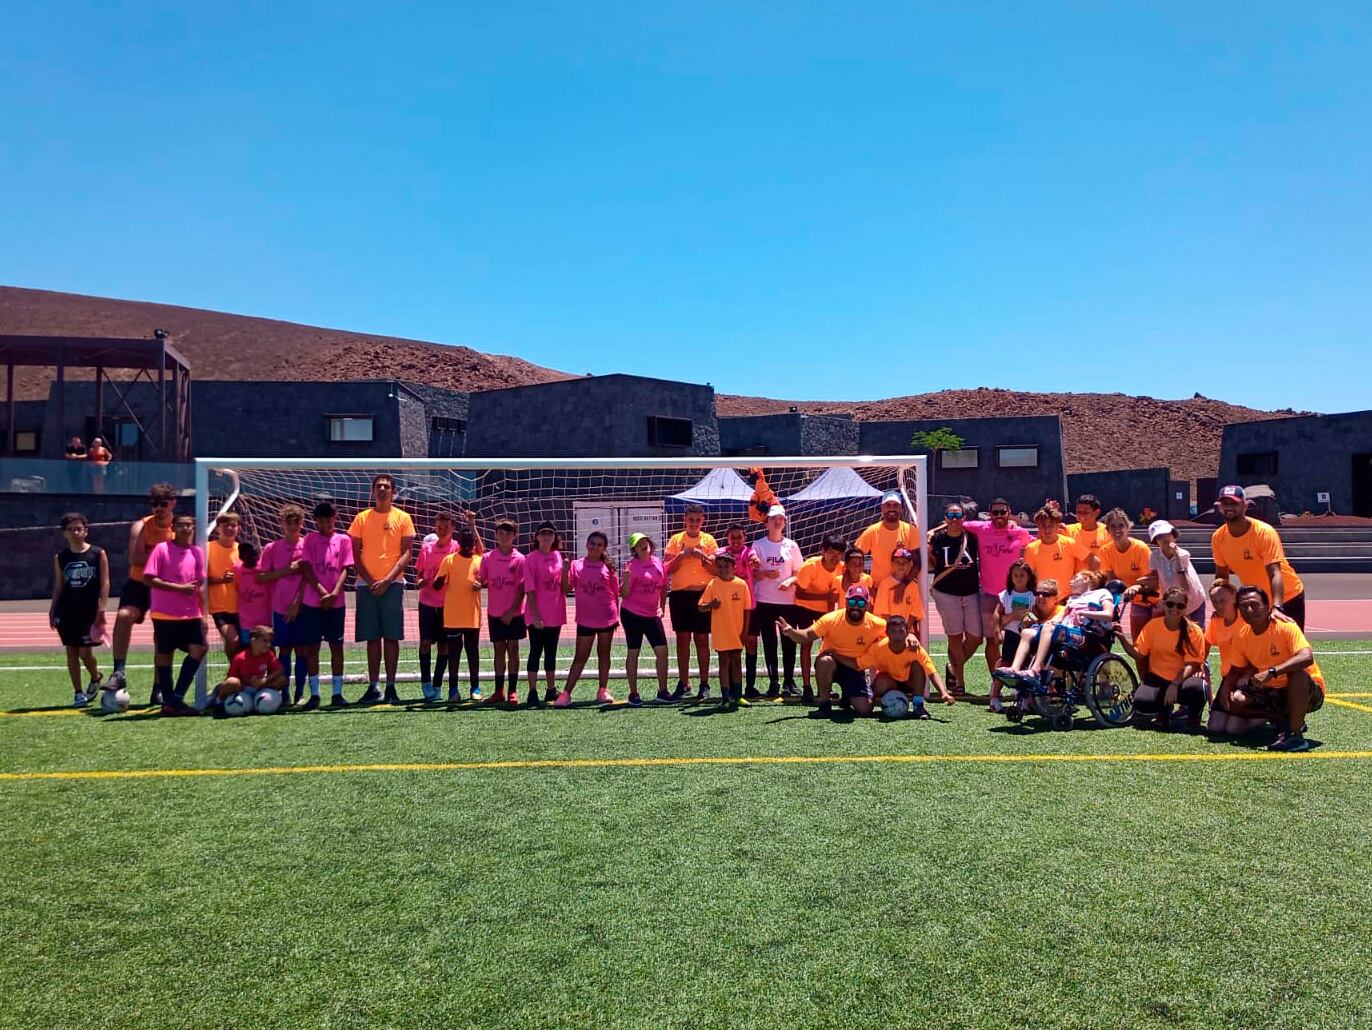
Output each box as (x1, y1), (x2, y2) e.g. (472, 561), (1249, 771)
(5, 750), (1372, 784)
(1328, 692), (1372, 699)
(1325, 697), (1372, 715)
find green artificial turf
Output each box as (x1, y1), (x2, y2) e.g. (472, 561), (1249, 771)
(2, 643), (1371, 1028)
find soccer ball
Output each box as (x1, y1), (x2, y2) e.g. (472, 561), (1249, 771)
(100, 687), (131, 714)
(254, 688), (284, 715)
(224, 691), (253, 717)
(880, 690), (911, 719)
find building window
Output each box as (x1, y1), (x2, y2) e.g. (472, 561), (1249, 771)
(430, 416), (467, 433)
(113, 420), (139, 448)
(328, 415), (375, 443)
(1236, 451), (1278, 477)
(8, 430), (38, 454)
(997, 446), (1039, 469)
(940, 447), (979, 470)
(646, 415), (693, 448)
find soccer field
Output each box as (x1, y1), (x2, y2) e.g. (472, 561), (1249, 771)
(4, 645), (1372, 1029)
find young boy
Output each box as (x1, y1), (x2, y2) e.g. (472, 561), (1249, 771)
(718, 524), (761, 698)
(258, 504), (308, 706)
(213, 624), (287, 714)
(434, 527), (483, 703)
(299, 500), (354, 710)
(142, 513), (208, 715)
(416, 513), (460, 702)
(789, 536), (846, 697)
(872, 547), (924, 640)
(478, 519), (526, 704)
(205, 512), (242, 660)
(50, 512), (109, 706)
(698, 552), (752, 709)
(859, 614), (952, 717)
(234, 542), (271, 650)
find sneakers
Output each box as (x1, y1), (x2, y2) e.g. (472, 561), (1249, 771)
(149, 687), (163, 707)
(554, 690), (572, 708)
(383, 687), (402, 705)
(330, 693), (348, 708)
(491, 689), (506, 705)
(736, 695), (751, 708)
(987, 697), (1003, 713)
(765, 684), (782, 701)
(782, 680), (800, 697)
(506, 690), (519, 706)
(544, 686), (559, 704)
(656, 687), (674, 704)
(107, 669), (126, 693)
(73, 689), (91, 708)
(1268, 731), (1312, 752)
(357, 687), (383, 705)
(695, 681), (711, 701)
(160, 696), (197, 717)
(801, 687), (816, 706)
(447, 687), (462, 704)
(914, 700), (932, 720)
(628, 692), (644, 708)
(300, 695), (320, 712)
(293, 687), (305, 705)
(669, 682), (690, 702)
(595, 687), (615, 705)
(469, 686), (484, 702)
(525, 689), (542, 708)
(744, 685), (762, 700)
(807, 704), (833, 719)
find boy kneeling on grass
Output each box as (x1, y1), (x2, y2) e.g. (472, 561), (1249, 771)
(859, 614), (954, 718)
(214, 625), (288, 716)
(699, 551), (752, 709)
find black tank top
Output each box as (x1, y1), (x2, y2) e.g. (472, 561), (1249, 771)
(57, 546), (103, 615)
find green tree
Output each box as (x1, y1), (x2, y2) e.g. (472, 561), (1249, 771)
(909, 427), (966, 499)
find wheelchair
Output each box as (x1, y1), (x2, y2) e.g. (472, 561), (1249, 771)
(991, 583), (1139, 731)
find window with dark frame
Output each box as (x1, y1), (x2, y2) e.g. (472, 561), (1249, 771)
(430, 416), (467, 433)
(1236, 451), (1278, 477)
(328, 415), (375, 443)
(8, 430), (38, 453)
(997, 446), (1039, 469)
(940, 447), (979, 470)
(646, 415), (693, 448)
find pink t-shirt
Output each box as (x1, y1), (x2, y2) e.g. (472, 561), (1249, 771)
(622, 556), (666, 619)
(260, 537), (305, 614)
(964, 520), (1034, 595)
(416, 537), (459, 608)
(718, 544), (757, 609)
(235, 564), (272, 630)
(569, 558), (620, 629)
(479, 547), (526, 619)
(143, 541), (205, 619)
(301, 531), (354, 607)
(523, 549), (567, 627)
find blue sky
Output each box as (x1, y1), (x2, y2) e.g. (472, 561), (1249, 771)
(3, 2), (1370, 410)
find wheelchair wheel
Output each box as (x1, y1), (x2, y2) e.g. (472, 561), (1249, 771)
(1031, 670), (1074, 726)
(1084, 653), (1138, 727)
(1050, 712), (1073, 731)
(1004, 706), (1023, 724)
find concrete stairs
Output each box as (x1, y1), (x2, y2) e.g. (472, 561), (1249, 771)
(1163, 527), (1372, 574)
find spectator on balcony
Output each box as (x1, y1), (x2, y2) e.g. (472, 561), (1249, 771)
(64, 436), (87, 460)
(87, 438), (112, 465)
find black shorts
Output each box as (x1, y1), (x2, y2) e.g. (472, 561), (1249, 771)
(1281, 592), (1307, 631)
(577, 622), (617, 637)
(621, 609), (667, 650)
(118, 578), (151, 618)
(153, 618), (206, 654)
(53, 610), (99, 648)
(741, 609), (756, 639)
(668, 590), (711, 635)
(488, 613), (527, 642)
(211, 611), (240, 632)
(829, 660), (872, 701)
(1001, 627), (1022, 658)
(296, 605), (345, 646)
(790, 606), (822, 630)
(418, 603), (445, 642)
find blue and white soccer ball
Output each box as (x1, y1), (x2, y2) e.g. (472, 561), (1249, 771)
(254, 688), (284, 715)
(880, 690), (911, 719)
(100, 687), (131, 714)
(224, 691), (254, 717)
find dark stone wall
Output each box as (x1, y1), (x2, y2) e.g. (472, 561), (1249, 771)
(719, 413), (859, 456)
(1219, 410), (1372, 515)
(3, 401), (48, 453)
(1067, 468), (1171, 522)
(464, 374), (721, 458)
(193, 381), (411, 458)
(858, 416), (1068, 514)
(0, 519), (132, 600)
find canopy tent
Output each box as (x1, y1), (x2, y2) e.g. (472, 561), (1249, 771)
(783, 466), (884, 510)
(664, 467), (755, 515)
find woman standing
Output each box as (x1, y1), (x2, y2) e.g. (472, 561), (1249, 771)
(928, 502), (983, 694)
(1098, 508), (1154, 636)
(559, 531), (620, 707)
(523, 521), (566, 707)
(747, 505), (803, 700)
(620, 532), (669, 706)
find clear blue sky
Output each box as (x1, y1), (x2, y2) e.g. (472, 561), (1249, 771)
(3, 2), (1370, 411)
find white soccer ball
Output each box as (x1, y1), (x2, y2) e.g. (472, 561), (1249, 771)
(880, 690), (911, 719)
(100, 687), (131, 714)
(224, 691), (253, 717)
(254, 688), (283, 715)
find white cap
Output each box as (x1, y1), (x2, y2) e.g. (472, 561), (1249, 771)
(766, 504), (787, 518)
(1147, 519), (1176, 542)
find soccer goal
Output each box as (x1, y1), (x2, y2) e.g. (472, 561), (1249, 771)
(193, 456), (928, 694)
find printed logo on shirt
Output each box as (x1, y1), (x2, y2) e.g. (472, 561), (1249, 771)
(1269, 642), (1280, 658)
(65, 559), (97, 589)
(1243, 549), (1254, 561)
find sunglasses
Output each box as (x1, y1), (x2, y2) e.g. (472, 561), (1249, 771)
(846, 598), (868, 609)
(945, 512), (964, 520)
(1034, 591), (1056, 598)
(990, 509), (1010, 516)
(1163, 601), (1187, 610)
(151, 500), (173, 509)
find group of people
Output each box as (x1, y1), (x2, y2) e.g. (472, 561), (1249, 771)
(47, 477), (1325, 748)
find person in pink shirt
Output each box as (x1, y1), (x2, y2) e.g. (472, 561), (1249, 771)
(523, 520), (566, 706)
(415, 512), (460, 703)
(478, 519), (526, 704)
(298, 500), (354, 710)
(234, 542), (272, 643)
(141, 513), (208, 714)
(558, 530), (620, 707)
(258, 504), (308, 706)
(718, 524), (761, 700)
(958, 498), (1034, 676)
(619, 532), (669, 706)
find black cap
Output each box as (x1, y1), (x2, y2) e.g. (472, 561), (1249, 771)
(535, 520), (557, 534)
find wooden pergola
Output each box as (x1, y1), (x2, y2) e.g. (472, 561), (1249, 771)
(0, 334), (192, 461)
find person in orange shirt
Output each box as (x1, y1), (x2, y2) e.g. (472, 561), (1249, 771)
(837, 546), (873, 604)
(108, 482), (177, 703)
(205, 511), (243, 660)
(1097, 509), (1154, 636)
(859, 614), (952, 717)
(1064, 494), (1108, 571)
(856, 492), (920, 585)
(789, 535), (846, 698)
(1023, 507), (1081, 604)
(1203, 581), (1266, 736)
(664, 503), (718, 700)
(780, 584), (886, 717)
(347, 474), (416, 704)
(872, 547), (924, 638)
(1119, 586), (1209, 731)
(1217, 585), (1325, 752)
(699, 552), (753, 709)
(433, 528), (483, 703)
(1211, 484), (1307, 630)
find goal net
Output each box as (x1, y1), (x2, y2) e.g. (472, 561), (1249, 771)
(193, 457), (928, 690)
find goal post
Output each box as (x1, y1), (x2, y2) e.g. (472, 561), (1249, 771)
(193, 455), (928, 704)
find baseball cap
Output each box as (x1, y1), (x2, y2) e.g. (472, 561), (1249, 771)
(845, 584), (870, 601)
(627, 532), (650, 549)
(891, 547), (915, 560)
(1217, 485), (1246, 503)
(534, 520), (557, 534)
(312, 500), (337, 518)
(1147, 519), (1176, 542)
(766, 504), (787, 518)
(880, 491), (901, 505)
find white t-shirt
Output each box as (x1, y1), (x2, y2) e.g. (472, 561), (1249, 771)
(997, 589), (1035, 630)
(1148, 546), (1206, 614)
(750, 536), (804, 605)
(1062, 588), (1114, 628)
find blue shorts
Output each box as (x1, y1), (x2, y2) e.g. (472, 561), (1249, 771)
(272, 611), (306, 649)
(296, 605), (345, 647)
(355, 582), (405, 641)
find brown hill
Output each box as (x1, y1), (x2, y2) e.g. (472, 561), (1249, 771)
(717, 388), (1298, 483)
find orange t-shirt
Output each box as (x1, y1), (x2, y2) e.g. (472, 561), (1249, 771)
(700, 576), (751, 651)
(1098, 539), (1153, 605)
(130, 517), (175, 582)
(347, 506), (416, 583)
(794, 557), (841, 613)
(859, 637), (936, 682)
(1205, 615), (1243, 675)
(437, 552), (482, 629)
(1065, 523), (1108, 568)
(664, 531), (718, 592)
(835, 572), (873, 610)
(811, 610), (887, 659)
(1023, 535), (1082, 602)
(856, 521), (920, 584)
(1232, 620), (1324, 689)
(206, 538), (240, 614)
(1133, 618), (1208, 682)
(872, 575), (924, 623)
(1211, 521), (1305, 603)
